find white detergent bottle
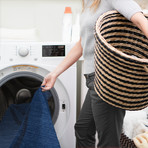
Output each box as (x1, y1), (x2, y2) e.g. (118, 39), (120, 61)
(62, 7), (72, 42)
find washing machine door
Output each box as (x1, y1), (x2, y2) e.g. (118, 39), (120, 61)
(0, 64), (71, 139)
(0, 71), (59, 124)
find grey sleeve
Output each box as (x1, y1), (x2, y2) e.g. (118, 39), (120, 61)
(106, 0), (142, 20)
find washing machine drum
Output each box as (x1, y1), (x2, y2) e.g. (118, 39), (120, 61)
(0, 72), (59, 124)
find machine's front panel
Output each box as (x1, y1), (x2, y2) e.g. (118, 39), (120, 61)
(0, 42), (75, 67)
(0, 41), (76, 148)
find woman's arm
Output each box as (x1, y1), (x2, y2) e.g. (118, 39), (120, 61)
(107, 0), (148, 38)
(131, 12), (148, 38)
(41, 38), (83, 91)
(51, 38), (82, 77)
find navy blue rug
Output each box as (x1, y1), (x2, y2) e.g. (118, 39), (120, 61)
(0, 88), (60, 148)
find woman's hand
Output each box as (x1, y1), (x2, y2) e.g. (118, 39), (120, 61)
(41, 39), (82, 91)
(131, 12), (148, 39)
(41, 72), (57, 91)
(133, 132), (148, 148)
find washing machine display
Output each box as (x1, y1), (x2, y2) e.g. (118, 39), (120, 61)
(42, 45), (65, 57)
(0, 41), (76, 148)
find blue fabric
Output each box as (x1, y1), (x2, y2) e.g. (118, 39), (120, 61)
(0, 104), (29, 148)
(0, 88), (60, 148)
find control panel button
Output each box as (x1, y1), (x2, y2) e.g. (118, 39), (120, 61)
(18, 47), (29, 57)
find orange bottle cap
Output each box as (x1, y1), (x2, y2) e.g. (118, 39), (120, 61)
(64, 7), (72, 14)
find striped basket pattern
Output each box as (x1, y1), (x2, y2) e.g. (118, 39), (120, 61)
(120, 133), (136, 148)
(94, 10), (148, 110)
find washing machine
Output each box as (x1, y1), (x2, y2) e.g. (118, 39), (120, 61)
(0, 41), (76, 148)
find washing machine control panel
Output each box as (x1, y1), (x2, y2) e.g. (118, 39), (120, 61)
(0, 42), (75, 65)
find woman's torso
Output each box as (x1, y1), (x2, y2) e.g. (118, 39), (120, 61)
(80, 0), (141, 74)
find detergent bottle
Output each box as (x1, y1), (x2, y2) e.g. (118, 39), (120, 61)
(62, 7), (72, 42)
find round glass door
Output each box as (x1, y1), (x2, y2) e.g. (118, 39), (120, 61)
(0, 71), (59, 124)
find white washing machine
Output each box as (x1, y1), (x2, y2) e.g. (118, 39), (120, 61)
(0, 41), (76, 148)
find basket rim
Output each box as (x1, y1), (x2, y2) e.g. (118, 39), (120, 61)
(95, 10), (148, 64)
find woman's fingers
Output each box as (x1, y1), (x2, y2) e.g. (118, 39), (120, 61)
(141, 133), (148, 143)
(42, 86), (51, 91)
(133, 132), (148, 148)
(41, 74), (57, 91)
(41, 78), (46, 87)
(137, 135), (147, 143)
(133, 137), (141, 146)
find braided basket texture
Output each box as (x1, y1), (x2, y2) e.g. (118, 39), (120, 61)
(120, 133), (137, 148)
(94, 10), (148, 110)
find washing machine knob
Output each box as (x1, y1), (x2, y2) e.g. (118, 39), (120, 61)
(18, 47), (29, 57)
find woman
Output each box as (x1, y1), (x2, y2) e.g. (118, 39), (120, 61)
(42, 0), (148, 147)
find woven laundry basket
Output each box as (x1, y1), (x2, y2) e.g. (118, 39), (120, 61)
(120, 133), (137, 148)
(94, 10), (148, 110)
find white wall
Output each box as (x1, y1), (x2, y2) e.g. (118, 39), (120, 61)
(134, 0), (148, 9)
(0, 0), (148, 42)
(0, 0), (82, 41)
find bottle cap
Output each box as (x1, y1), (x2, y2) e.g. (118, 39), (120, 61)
(64, 7), (72, 14)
